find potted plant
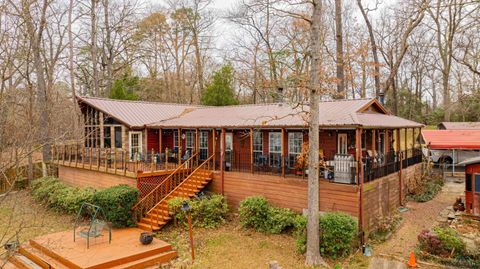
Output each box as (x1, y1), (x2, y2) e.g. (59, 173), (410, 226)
(139, 232), (154, 245)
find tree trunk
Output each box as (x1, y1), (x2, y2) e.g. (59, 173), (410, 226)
(68, 0), (75, 98)
(91, 0), (99, 95)
(357, 0), (381, 98)
(306, 0), (326, 266)
(103, 0), (113, 96)
(335, 0), (344, 98)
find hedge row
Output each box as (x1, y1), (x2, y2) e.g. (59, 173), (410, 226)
(31, 177), (139, 228)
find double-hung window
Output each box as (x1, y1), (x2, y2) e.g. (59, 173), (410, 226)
(253, 131), (264, 165)
(199, 131), (209, 160)
(288, 132), (303, 168)
(269, 132), (282, 167)
(173, 130), (179, 153)
(185, 131), (195, 154)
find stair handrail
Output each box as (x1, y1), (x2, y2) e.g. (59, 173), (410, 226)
(145, 154), (215, 228)
(133, 152), (199, 223)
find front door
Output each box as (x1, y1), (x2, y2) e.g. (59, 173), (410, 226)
(337, 133), (348, 155)
(129, 131), (142, 160)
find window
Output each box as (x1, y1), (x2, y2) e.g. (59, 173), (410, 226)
(129, 131), (142, 160)
(253, 131), (264, 165)
(185, 131), (195, 154)
(361, 131), (367, 150)
(269, 132), (282, 167)
(114, 127), (122, 148)
(338, 133), (348, 155)
(476, 175), (480, 193)
(173, 130), (179, 152)
(288, 132), (303, 168)
(199, 131), (208, 160)
(104, 127), (111, 148)
(377, 132), (385, 154)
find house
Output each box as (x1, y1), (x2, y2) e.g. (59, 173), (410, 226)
(438, 122), (480, 130)
(52, 96), (424, 236)
(458, 157), (480, 216)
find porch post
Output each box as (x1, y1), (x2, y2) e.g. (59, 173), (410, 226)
(178, 128), (182, 165)
(110, 126), (114, 149)
(212, 129), (216, 170)
(145, 128), (148, 160)
(281, 128), (286, 177)
(372, 129), (376, 165)
(221, 128), (226, 195)
(404, 128), (408, 159)
(159, 128), (163, 160)
(250, 128), (254, 174)
(195, 128), (199, 165)
(397, 128), (403, 206)
(99, 112), (104, 148)
(356, 128), (364, 235)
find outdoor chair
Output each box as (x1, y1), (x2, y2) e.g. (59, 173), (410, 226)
(79, 219), (107, 239)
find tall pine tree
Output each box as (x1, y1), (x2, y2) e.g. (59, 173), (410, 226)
(201, 65), (238, 106)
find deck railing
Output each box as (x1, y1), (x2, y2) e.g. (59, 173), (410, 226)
(51, 143), (180, 176)
(132, 153), (199, 228)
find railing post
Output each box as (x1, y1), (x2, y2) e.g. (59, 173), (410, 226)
(97, 147), (101, 171)
(123, 149), (127, 176)
(89, 147), (93, 169)
(151, 148), (154, 172)
(82, 145), (85, 168)
(114, 148), (117, 174)
(166, 148), (169, 170)
(105, 148), (109, 172)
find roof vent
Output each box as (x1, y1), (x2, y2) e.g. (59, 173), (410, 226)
(276, 87), (284, 103)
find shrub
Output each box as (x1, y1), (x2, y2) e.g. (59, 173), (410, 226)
(92, 185), (139, 228)
(239, 196), (296, 234)
(239, 196), (270, 231)
(265, 207), (296, 234)
(168, 194), (229, 228)
(31, 177), (95, 214)
(418, 227), (466, 257)
(319, 212), (358, 259)
(293, 215), (307, 254)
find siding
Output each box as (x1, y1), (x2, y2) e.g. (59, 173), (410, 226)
(58, 165), (136, 189)
(208, 171), (359, 217)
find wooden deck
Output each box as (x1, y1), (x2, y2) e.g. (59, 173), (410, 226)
(7, 228), (177, 269)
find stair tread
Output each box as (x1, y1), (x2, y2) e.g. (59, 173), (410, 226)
(21, 244), (71, 269)
(109, 250), (177, 269)
(137, 222), (161, 231)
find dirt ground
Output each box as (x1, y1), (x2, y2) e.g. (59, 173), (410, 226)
(0, 191), (74, 254)
(374, 176), (464, 260)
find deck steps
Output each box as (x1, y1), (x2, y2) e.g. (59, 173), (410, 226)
(136, 167), (213, 231)
(6, 229), (177, 269)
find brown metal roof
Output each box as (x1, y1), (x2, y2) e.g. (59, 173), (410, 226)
(149, 98), (423, 128)
(77, 96), (423, 129)
(438, 122), (480, 130)
(77, 96), (199, 128)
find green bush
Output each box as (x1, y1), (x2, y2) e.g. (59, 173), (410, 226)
(31, 177), (94, 214)
(168, 194), (229, 228)
(239, 196), (270, 231)
(265, 207), (296, 234)
(293, 215), (307, 254)
(92, 185), (139, 228)
(433, 227), (466, 256)
(319, 212), (358, 259)
(294, 212), (358, 259)
(239, 196), (296, 234)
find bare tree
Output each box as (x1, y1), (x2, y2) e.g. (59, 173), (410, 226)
(334, 0), (344, 98)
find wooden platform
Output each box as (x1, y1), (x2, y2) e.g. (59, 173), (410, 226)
(7, 228), (177, 269)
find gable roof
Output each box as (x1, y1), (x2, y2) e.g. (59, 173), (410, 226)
(77, 96), (423, 129)
(77, 96), (199, 128)
(438, 122), (480, 130)
(149, 98), (423, 129)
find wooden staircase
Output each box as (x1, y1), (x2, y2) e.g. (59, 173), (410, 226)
(133, 154), (215, 232)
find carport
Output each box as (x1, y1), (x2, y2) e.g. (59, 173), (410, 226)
(421, 130), (480, 173)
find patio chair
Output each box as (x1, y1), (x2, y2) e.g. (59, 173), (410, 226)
(79, 219), (107, 239)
